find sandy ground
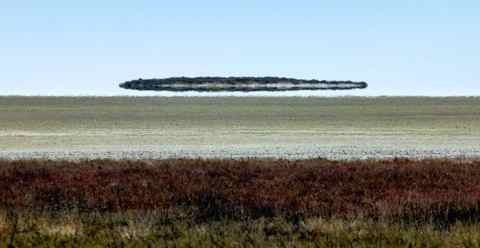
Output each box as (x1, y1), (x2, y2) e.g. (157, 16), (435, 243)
(1, 96), (479, 160)
(2, 147), (480, 160)
(1, 138), (479, 160)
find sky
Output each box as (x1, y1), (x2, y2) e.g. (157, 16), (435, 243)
(0, 0), (479, 96)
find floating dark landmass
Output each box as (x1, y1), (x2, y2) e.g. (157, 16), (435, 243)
(119, 77), (368, 92)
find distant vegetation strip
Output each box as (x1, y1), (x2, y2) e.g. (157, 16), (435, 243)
(119, 77), (368, 92)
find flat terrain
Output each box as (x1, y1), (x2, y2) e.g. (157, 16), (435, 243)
(1, 96), (479, 159)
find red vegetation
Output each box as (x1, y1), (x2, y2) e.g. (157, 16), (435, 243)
(1, 158), (480, 224)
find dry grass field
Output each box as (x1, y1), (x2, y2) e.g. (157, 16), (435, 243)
(2, 158), (480, 247)
(1, 96), (480, 159)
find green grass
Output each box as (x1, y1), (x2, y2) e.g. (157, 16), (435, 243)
(3, 212), (480, 247)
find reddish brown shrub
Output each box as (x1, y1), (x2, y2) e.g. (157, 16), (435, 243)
(1, 158), (480, 224)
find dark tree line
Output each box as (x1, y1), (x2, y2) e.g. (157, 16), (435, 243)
(119, 77), (368, 92)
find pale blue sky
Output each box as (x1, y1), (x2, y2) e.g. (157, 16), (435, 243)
(1, 0), (479, 96)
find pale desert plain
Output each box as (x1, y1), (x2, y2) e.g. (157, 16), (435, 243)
(1, 96), (479, 160)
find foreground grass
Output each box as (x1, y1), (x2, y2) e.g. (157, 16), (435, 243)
(3, 212), (480, 247)
(2, 158), (480, 247)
